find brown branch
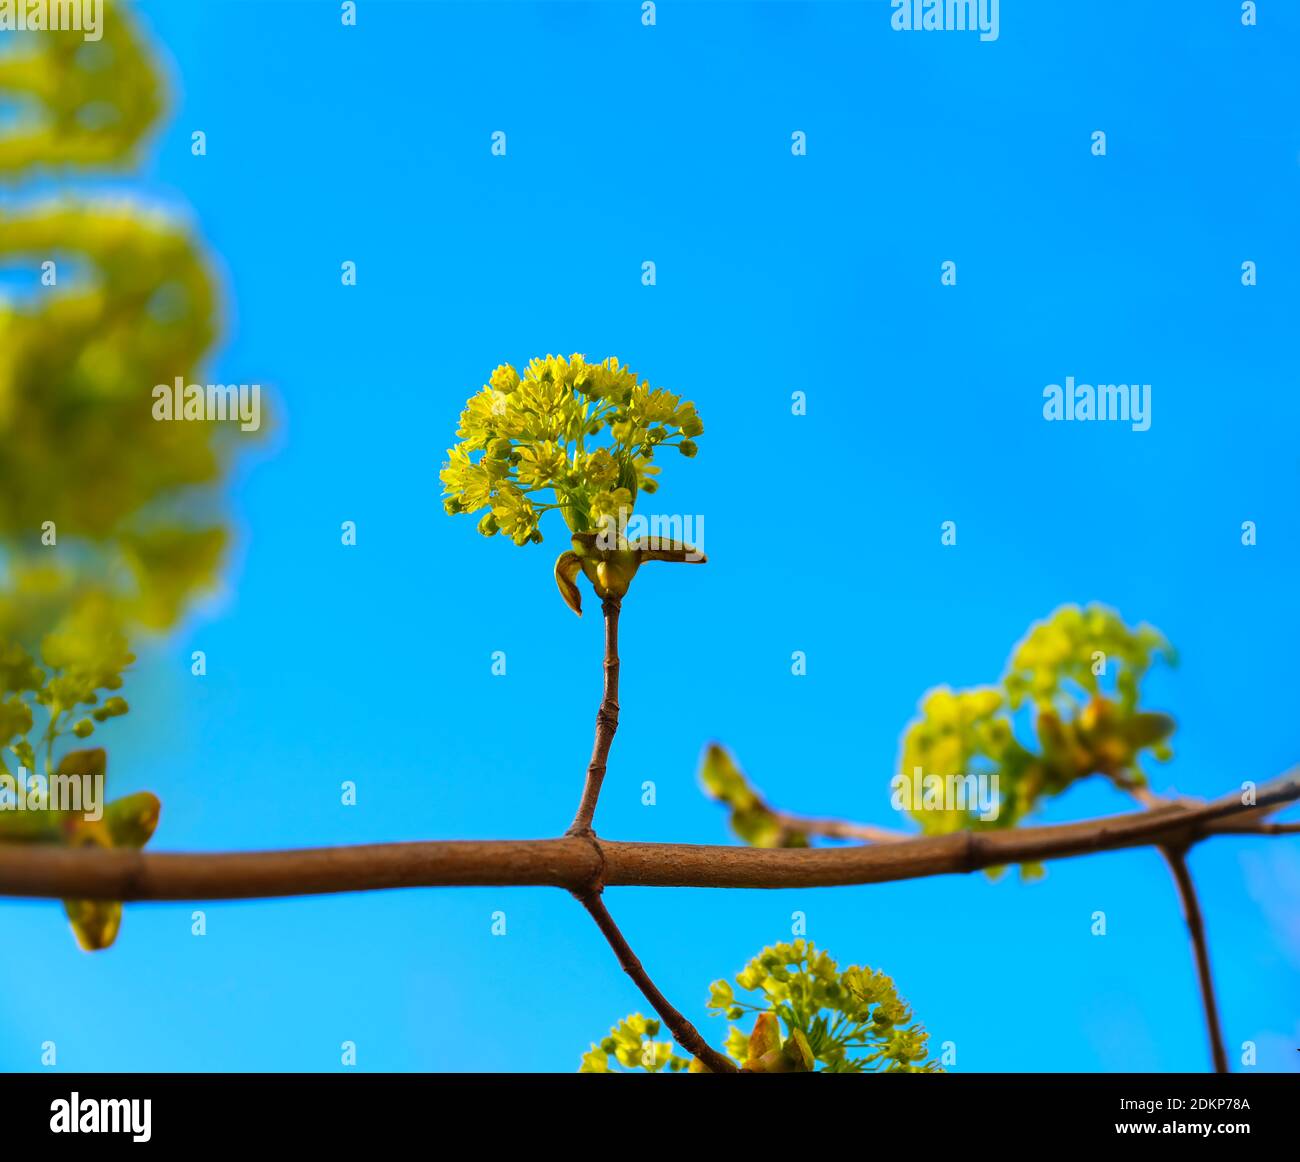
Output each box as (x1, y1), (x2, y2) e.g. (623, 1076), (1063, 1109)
(775, 779), (1297, 849)
(1, 768), (1294, 901)
(567, 596), (621, 837)
(576, 890), (736, 1072)
(1203, 820), (1300, 836)
(1159, 844), (1229, 1074)
(561, 593), (737, 1071)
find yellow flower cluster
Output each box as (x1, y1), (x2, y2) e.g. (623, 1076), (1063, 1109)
(441, 354), (703, 545)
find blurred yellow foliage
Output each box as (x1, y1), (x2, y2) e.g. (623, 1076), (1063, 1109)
(0, 1), (253, 950)
(0, 1), (162, 172)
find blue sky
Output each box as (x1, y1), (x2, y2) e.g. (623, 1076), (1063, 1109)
(1, 0), (1298, 1072)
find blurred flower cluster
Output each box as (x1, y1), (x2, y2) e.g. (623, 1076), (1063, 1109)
(899, 604), (1175, 843)
(0, 1), (249, 948)
(703, 605), (1176, 881)
(581, 940), (938, 1073)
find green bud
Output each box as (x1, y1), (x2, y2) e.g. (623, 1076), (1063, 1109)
(64, 899), (122, 952)
(57, 748), (106, 782)
(477, 513), (499, 536)
(104, 791), (162, 849)
(560, 497), (589, 533)
(72, 718), (94, 738)
(680, 416), (704, 438)
(616, 455), (639, 500)
(92, 696), (128, 723)
(678, 440), (698, 458)
(782, 1027), (815, 1072)
(746, 1012), (783, 1063)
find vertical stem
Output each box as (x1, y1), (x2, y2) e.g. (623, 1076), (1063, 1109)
(1160, 844), (1229, 1074)
(577, 891), (736, 1072)
(567, 596), (620, 837)
(564, 592), (732, 1073)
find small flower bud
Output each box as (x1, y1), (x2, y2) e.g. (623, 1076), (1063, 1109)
(746, 1012), (782, 1062)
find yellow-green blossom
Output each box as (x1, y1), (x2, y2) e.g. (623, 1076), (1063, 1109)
(441, 353), (703, 541)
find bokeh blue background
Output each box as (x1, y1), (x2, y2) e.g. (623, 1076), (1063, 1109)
(1, 0), (1297, 1071)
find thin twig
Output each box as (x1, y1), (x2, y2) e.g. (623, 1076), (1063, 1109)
(773, 812), (907, 844)
(1127, 786), (1167, 809)
(1159, 844), (1229, 1074)
(576, 890), (736, 1072)
(563, 592), (730, 1070)
(567, 596), (621, 837)
(1, 768), (1294, 901)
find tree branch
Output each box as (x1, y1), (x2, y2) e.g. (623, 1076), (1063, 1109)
(1, 769), (1293, 901)
(560, 594), (738, 1070)
(575, 890), (736, 1072)
(1202, 820), (1300, 836)
(567, 596), (621, 837)
(1159, 844), (1229, 1074)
